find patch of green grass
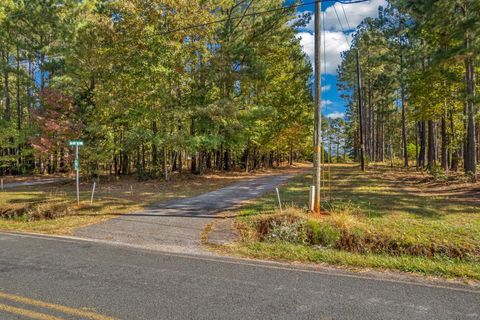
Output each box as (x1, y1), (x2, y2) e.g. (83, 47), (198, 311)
(230, 164), (480, 279)
(227, 241), (480, 280)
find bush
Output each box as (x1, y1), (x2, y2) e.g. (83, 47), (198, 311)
(0, 201), (70, 221)
(263, 217), (307, 244)
(305, 220), (340, 247)
(429, 166), (448, 181)
(252, 210), (479, 261)
(407, 143), (417, 161)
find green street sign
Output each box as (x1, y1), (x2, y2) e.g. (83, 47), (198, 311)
(74, 159), (79, 170)
(69, 140), (84, 146)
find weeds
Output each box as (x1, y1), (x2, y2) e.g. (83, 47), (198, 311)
(251, 209), (479, 262)
(230, 164), (480, 278)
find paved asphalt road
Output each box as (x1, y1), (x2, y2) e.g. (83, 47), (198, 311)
(74, 173), (296, 254)
(0, 232), (479, 320)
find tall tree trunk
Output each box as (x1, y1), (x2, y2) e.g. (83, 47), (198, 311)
(122, 152), (129, 175)
(136, 146), (142, 178)
(190, 117), (197, 174)
(163, 145), (168, 180)
(400, 44), (408, 167)
(441, 106), (449, 172)
(289, 145), (293, 166)
(427, 120), (436, 169)
(223, 150), (230, 171)
(215, 149), (222, 170)
(206, 152), (212, 169)
(450, 111), (459, 171)
(380, 111), (385, 162)
(114, 153), (118, 176)
(244, 148), (250, 172)
(16, 46), (21, 131)
(171, 152), (177, 172)
(418, 120), (426, 169)
(178, 150), (183, 174)
(151, 121), (158, 174)
(142, 143), (146, 174)
(16, 46), (22, 168)
(464, 47), (477, 177)
(3, 51), (11, 121)
(356, 51), (365, 171)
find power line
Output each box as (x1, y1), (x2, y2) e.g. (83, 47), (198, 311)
(6, 0), (368, 63)
(159, 0), (370, 35)
(333, 4), (350, 45)
(340, 2), (352, 31)
(4, 0), (369, 37)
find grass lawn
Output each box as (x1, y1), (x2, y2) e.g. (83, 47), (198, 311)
(0, 168), (295, 235)
(220, 164), (480, 280)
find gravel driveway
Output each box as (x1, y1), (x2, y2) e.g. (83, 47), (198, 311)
(74, 173), (297, 254)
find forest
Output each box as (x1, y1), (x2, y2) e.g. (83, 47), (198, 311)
(0, 0), (314, 180)
(339, 0), (480, 178)
(1, 0), (479, 182)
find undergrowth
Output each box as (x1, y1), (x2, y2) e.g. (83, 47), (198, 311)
(241, 207), (479, 263)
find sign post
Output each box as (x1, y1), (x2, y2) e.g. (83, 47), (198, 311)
(69, 140), (84, 205)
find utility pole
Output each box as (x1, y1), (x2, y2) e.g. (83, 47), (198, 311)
(356, 50), (365, 171)
(313, 0), (322, 213)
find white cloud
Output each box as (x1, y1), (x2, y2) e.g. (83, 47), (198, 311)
(296, 0), (387, 75)
(322, 100), (333, 106)
(297, 31), (352, 74)
(327, 112), (345, 119)
(303, 0), (387, 33)
(322, 84), (332, 92)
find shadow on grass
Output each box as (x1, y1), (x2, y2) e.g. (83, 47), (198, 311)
(244, 165), (480, 221)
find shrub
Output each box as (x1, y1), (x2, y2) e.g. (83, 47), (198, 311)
(263, 217), (307, 244)
(1, 201), (70, 221)
(429, 166), (448, 182)
(251, 209), (479, 262)
(305, 220), (340, 247)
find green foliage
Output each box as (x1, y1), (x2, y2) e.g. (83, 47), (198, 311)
(339, 1), (480, 173)
(263, 217), (307, 245)
(429, 166), (448, 181)
(0, 0), (314, 177)
(305, 220), (341, 247)
(406, 143), (416, 160)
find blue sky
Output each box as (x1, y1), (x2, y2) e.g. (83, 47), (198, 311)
(295, 0), (387, 119)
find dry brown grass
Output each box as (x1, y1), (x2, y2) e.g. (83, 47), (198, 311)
(0, 164), (308, 235)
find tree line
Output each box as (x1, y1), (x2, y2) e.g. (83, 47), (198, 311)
(0, 0), (314, 179)
(339, 0), (479, 178)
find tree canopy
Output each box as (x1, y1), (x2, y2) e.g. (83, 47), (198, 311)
(0, 0), (314, 178)
(339, 0), (480, 178)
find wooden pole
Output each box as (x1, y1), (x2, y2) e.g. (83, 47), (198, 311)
(313, 0), (322, 213)
(356, 50), (365, 171)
